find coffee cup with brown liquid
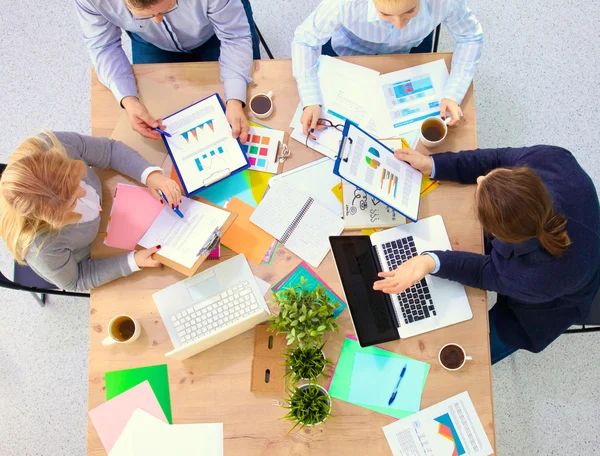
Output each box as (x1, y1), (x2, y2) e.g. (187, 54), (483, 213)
(249, 91), (274, 119)
(102, 314), (141, 346)
(438, 343), (472, 371)
(419, 116), (448, 148)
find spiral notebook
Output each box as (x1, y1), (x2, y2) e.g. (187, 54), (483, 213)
(249, 179), (344, 267)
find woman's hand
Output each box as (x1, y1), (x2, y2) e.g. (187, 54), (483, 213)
(394, 148), (433, 176)
(300, 105), (324, 139)
(439, 98), (463, 126)
(134, 245), (162, 268)
(122, 96), (165, 140)
(373, 255), (436, 294)
(146, 171), (181, 207)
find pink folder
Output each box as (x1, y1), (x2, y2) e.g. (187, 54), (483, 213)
(104, 184), (165, 250)
(88, 380), (167, 453)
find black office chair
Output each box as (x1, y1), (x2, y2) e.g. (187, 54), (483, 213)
(432, 24), (441, 53)
(565, 287), (600, 333)
(0, 163), (89, 307)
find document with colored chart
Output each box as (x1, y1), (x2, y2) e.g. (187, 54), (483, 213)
(161, 94), (249, 195)
(371, 59), (450, 137)
(334, 122), (422, 222)
(382, 391), (493, 456)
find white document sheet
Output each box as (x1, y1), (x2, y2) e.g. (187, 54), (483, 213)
(382, 391), (493, 456)
(242, 126), (284, 174)
(268, 157), (342, 217)
(250, 179), (344, 268)
(290, 56), (380, 157)
(139, 197), (229, 268)
(162, 94), (247, 193)
(342, 181), (406, 230)
(337, 123), (422, 221)
(110, 409), (223, 456)
(371, 59), (450, 137)
(254, 275), (271, 297)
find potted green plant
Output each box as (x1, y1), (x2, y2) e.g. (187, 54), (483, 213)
(283, 343), (331, 383)
(268, 277), (339, 347)
(283, 383), (332, 431)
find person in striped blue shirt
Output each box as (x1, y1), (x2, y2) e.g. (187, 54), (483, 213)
(292, 0), (484, 138)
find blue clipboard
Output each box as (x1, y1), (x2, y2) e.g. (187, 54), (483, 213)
(333, 120), (421, 222)
(160, 93), (250, 196)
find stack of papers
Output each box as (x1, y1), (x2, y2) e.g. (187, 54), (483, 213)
(290, 56), (450, 157)
(110, 409), (223, 456)
(382, 391), (493, 456)
(328, 336), (430, 419)
(90, 365), (223, 456)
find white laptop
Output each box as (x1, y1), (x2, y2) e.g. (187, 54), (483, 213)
(152, 254), (270, 360)
(329, 215), (472, 346)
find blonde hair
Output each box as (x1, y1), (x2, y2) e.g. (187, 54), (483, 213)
(0, 132), (86, 263)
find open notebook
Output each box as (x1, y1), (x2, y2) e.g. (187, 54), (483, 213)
(249, 179), (344, 267)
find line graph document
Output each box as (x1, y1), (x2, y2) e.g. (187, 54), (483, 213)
(162, 94), (247, 193)
(382, 391), (493, 456)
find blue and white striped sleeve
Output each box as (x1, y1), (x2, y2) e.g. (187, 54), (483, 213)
(291, 0), (344, 107)
(442, 0), (484, 104)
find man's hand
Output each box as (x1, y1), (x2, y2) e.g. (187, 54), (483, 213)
(226, 100), (249, 143)
(394, 148), (433, 176)
(440, 98), (463, 126)
(373, 255), (436, 295)
(300, 105), (323, 139)
(122, 96), (165, 140)
(134, 245), (163, 268)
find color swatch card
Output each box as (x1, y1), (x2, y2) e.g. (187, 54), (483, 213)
(89, 381), (167, 453)
(241, 126), (284, 174)
(328, 337), (429, 419)
(162, 94), (249, 195)
(105, 364), (172, 424)
(272, 262), (346, 318)
(382, 392), (493, 456)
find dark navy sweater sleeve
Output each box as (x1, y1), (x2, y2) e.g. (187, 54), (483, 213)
(432, 147), (532, 183)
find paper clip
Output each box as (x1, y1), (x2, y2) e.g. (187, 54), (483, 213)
(197, 228), (222, 256)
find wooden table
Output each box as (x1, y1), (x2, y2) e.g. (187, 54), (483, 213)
(87, 54), (495, 455)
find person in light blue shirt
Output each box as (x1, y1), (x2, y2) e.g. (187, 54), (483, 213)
(292, 0), (483, 138)
(76, 0), (260, 142)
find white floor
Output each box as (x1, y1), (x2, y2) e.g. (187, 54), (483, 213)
(1, 1), (599, 455)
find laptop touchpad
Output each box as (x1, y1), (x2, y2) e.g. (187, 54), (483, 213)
(187, 271), (221, 302)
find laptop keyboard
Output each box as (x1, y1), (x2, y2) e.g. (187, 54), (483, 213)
(381, 236), (437, 324)
(171, 281), (259, 345)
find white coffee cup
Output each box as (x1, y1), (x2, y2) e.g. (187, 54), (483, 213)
(249, 91), (274, 119)
(102, 314), (141, 346)
(419, 116), (448, 148)
(438, 343), (472, 371)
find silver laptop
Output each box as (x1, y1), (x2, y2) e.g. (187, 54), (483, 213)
(152, 254), (270, 360)
(330, 215), (472, 345)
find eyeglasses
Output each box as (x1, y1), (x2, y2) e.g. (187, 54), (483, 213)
(305, 118), (345, 148)
(130, 0), (179, 20)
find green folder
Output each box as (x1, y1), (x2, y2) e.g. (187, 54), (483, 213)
(105, 364), (172, 424)
(327, 337), (430, 419)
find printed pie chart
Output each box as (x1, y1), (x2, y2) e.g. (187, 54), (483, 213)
(368, 147), (380, 157)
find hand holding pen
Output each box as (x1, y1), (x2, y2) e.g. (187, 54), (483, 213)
(145, 171), (183, 217)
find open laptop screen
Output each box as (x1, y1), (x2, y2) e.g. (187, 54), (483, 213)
(329, 236), (399, 347)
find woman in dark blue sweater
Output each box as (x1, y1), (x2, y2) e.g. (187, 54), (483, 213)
(374, 145), (600, 363)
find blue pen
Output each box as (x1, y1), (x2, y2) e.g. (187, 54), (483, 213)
(154, 127), (171, 138)
(387, 364), (407, 406)
(158, 190), (184, 219)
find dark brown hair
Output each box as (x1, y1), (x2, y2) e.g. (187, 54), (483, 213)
(476, 167), (571, 257)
